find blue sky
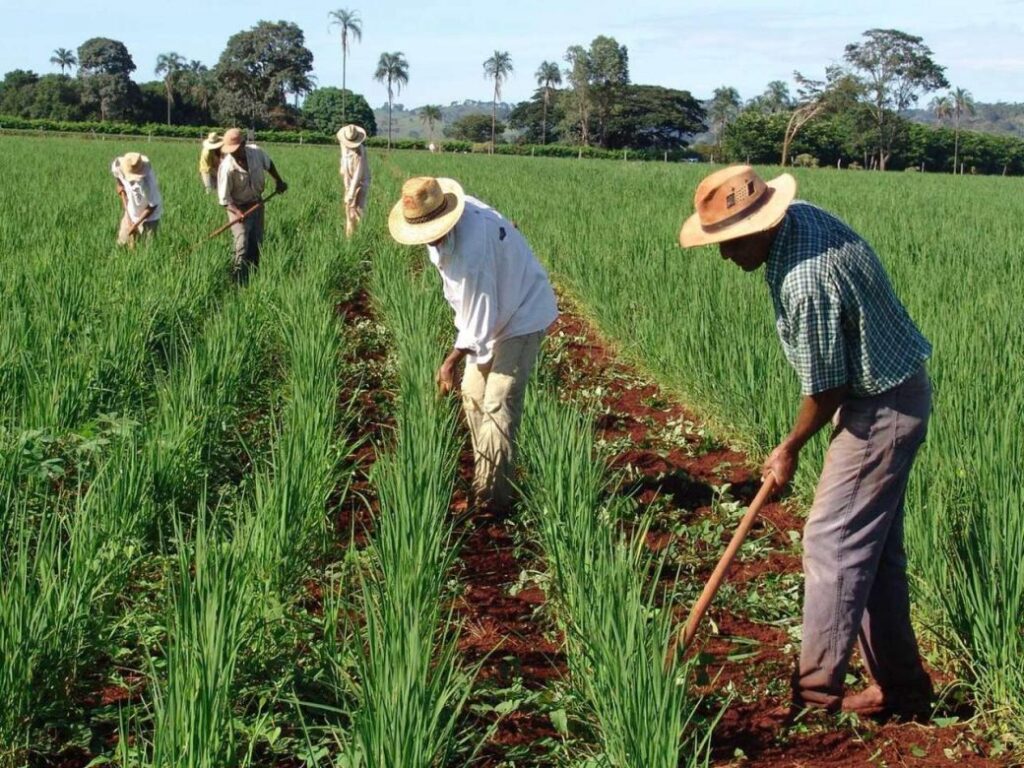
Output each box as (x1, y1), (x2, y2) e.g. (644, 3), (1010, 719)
(1, 0), (1022, 107)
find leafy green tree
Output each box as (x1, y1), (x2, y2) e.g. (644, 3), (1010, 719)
(374, 51), (409, 148)
(844, 28), (948, 170)
(0, 70), (40, 116)
(509, 88), (565, 144)
(77, 37), (136, 120)
(214, 21), (314, 127)
(419, 104), (442, 141)
(328, 8), (362, 122)
(708, 85), (741, 154)
(50, 48), (77, 75)
(562, 45), (592, 145)
(445, 113), (504, 142)
(749, 80), (792, 113)
(29, 74), (83, 120)
(302, 86), (376, 134)
(534, 61), (561, 144)
(780, 66), (863, 166)
(154, 51), (185, 125)
(604, 85), (705, 150)
(483, 50), (513, 151)
(588, 35), (628, 147)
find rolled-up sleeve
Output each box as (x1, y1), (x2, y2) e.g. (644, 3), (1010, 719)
(787, 280), (848, 395)
(217, 162), (230, 206)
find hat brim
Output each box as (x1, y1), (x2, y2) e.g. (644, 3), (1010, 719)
(338, 127), (367, 148)
(120, 157), (149, 181)
(388, 178), (466, 246)
(202, 139), (223, 151)
(679, 173), (797, 248)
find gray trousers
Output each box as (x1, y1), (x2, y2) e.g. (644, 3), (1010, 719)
(461, 331), (544, 512)
(796, 366), (932, 709)
(230, 204), (264, 285)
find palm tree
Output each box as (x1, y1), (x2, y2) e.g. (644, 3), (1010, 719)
(328, 8), (362, 123)
(535, 61), (561, 144)
(951, 86), (976, 175)
(155, 52), (186, 126)
(420, 104), (442, 142)
(50, 48), (76, 75)
(930, 95), (952, 171)
(483, 51), (513, 152)
(374, 52), (409, 149)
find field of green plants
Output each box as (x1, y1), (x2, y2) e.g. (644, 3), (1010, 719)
(0, 134), (1021, 766)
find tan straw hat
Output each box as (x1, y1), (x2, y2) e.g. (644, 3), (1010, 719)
(679, 165), (796, 247)
(118, 152), (149, 181)
(202, 131), (223, 151)
(337, 124), (367, 148)
(388, 177), (466, 245)
(220, 127), (246, 154)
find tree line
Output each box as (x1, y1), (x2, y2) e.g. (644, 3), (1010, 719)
(2, 21), (1022, 174)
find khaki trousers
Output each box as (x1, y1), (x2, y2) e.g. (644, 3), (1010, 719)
(229, 204), (264, 285)
(117, 212), (159, 246)
(461, 331), (544, 512)
(796, 367), (932, 710)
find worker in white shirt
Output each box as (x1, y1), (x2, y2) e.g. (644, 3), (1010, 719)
(388, 176), (558, 517)
(111, 152), (162, 247)
(217, 128), (288, 284)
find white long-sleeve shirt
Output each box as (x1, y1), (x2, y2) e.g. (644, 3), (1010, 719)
(428, 196), (558, 365)
(110, 158), (163, 223)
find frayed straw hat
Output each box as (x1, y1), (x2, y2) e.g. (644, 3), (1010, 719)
(388, 177), (466, 246)
(679, 165), (796, 247)
(220, 127), (246, 154)
(337, 124), (367, 148)
(118, 152), (149, 181)
(202, 131), (223, 151)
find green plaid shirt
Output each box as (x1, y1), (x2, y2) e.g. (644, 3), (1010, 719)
(765, 202), (931, 397)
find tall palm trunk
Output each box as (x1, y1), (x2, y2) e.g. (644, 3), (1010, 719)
(541, 89), (548, 145)
(165, 81), (172, 126)
(954, 111), (961, 175)
(491, 84), (497, 153)
(387, 86), (393, 149)
(342, 33), (348, 123)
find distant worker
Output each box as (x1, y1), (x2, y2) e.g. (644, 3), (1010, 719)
(680, 166), (934, 720)
(388, 177), (558, 517)
(428, 141), (437, 153)
(199, 131), (223, 193)
(217, 128), (288, 284)
(337, 124), (370, 238)
(111, 151), (162, 247)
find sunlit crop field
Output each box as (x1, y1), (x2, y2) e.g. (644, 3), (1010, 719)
(0, 134), (1021, 764)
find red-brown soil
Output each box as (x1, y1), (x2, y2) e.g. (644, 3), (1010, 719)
(532, 302), (1006, 768)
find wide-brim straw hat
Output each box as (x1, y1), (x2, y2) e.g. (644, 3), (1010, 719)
(202, 131), (223, 151)
(679, 165), (796, 247)
(388, 177), (466, 246)
(118, 152), (149, 181)
(220, 127), (245, 154)
(337, 124), (367, 148)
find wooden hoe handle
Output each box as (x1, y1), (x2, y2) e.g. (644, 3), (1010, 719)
(674, 475), (777, 657)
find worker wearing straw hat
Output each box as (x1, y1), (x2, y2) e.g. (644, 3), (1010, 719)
(680, 166), (934, 720)
(199, 131), (223, 193)
(111, 151), (162, 247)
(389, 177), (558, 517)
(217, 128), (288, 284)
(337, 124), (371, 237)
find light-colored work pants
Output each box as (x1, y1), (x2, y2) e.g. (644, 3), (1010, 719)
(461, 331), (544, 513)
(796, 366), (932, 710)
(345, 185), (368, 237)
(229, 204), (264, 285)
(117, 212), (159, 246)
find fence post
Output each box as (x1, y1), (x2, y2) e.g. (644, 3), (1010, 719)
(664, 150), (668, 162)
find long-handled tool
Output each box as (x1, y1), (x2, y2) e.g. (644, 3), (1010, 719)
(183, 191), (280, 258)
(670, 475), (777, 661)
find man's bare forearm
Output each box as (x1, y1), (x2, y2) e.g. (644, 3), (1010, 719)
(783, 386), (848, 452)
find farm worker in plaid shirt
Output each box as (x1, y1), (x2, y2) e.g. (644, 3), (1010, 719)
(218, 128), (288, 285)
(111, 152), (162, 247)
(388, 177), (558, 517)
(680, 166), (934, 720)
